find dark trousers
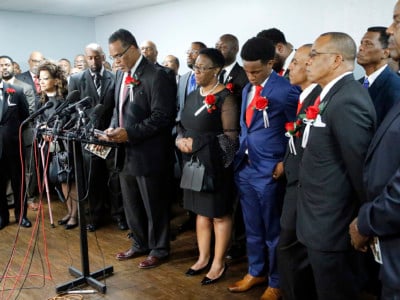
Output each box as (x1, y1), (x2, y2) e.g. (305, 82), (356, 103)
(0, 152), (27, 220)
(277, 228), (317, 300)
(381, 285), (400, 300)
(120, 173), (170, 258)
(306, 246), (359, 300)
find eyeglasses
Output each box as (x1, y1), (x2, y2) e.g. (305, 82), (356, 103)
(193, 65), (216, 73)
(309, 50), (339, 58)
(109, 46), (130, 61)
(141, 46), (153, 51)
(186, 49), (199, 55)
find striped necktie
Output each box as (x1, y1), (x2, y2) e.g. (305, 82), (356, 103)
(94, 72), (101, 96)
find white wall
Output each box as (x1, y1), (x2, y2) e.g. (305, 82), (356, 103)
(96, 0), (395, 76)
(1, 0), (396, 76)
(0, 11), (94, 71)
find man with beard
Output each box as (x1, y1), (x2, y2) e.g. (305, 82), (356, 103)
(68, 43), (126, 232)
(257, 28), (295, 79)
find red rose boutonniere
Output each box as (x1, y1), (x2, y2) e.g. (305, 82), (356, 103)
(253, 95), (270, 128)
(6, 88), (16, 94)
(204, 94), (217, 113)
(226, 82), (234, 93)
(125, 74), (140, 102)
(305, 105), (320, 120)
(6, 88), (16, 106)
(285, 119), (303, 155)
(301, 99), (326, 148)
(194, 94), (219, 116)
(125, 74), (140, 88)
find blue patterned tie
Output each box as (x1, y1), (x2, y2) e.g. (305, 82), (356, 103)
(187, 72), (196, 94)
(363, 77), (369, 89)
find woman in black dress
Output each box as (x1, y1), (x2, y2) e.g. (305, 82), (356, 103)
(176, 48), (239, 285)
(38, 61), (78, 229)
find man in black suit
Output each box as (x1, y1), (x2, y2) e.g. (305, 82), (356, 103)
(257, 28), (295, 78)
(102, 28), (176, 269)
(215, 33), (248, 260)
(68, 43), (127, 232)
(296, 32), (376, 299)
(349, 2), (400, 298)
(278, 44), (320, 300)
(0, 74), (31, 228)
(357, 26), (400, 127)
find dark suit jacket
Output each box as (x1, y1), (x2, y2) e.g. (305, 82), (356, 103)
(68, 69), (116, 130)
(222, 63), (248, 99)
(16, 71), (40, 108)
(360, 66), (400, 127)
(358, 100), (400, 289)
(281, 84), (322, 230)
(234, 71), (300, 173)
(297, 74), (376, 251)
(110, 58), (176, 176)
(0, 83), (29, 158)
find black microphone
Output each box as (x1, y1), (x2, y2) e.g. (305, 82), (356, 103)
(46, 90), (81, 123)
(22, 101), (54, 123)
(62, 96), (93, 115)
(89, 104), (105, 125)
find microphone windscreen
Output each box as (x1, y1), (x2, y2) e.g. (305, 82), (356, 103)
(66, 90), (81, 104)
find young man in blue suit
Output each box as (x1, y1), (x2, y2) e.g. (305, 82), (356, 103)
(228, 37), (299, 300)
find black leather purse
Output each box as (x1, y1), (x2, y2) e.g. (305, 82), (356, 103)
(49, 151), (74, 184)
(180, 156), (214, 192)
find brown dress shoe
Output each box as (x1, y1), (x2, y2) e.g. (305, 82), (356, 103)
(116, 248), (142, 261)
(138, 255), (163, 269)
(260, 287), (282, 300)
(228, 273), (267, 292)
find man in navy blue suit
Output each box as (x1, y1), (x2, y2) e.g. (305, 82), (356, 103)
(350, 1), (400, 298)
(357, 26), (400, 126)
(228, 37), (299, 300)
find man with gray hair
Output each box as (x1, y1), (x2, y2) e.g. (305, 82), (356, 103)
(296, 32), (376, 299)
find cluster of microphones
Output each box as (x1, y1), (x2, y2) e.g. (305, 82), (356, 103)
(22, 90), (106, 140)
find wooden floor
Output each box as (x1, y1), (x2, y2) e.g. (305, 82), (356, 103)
(0, 198), (265, 300)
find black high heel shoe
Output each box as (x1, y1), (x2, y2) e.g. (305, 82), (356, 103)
(201, 263), (228, 285)
(58, 215), (71, 225)
(65, 217), (78, 230)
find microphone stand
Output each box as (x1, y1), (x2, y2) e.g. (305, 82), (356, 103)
(50, 127), (116, 294)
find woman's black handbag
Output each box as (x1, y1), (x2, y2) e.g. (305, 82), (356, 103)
(180, 157), (214, 192)
(49, 151), (74, 184)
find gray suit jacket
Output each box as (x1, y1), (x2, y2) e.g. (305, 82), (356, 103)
(68, 69), (116, 130)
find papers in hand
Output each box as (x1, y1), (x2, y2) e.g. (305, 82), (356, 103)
(84, 143), (111, 159)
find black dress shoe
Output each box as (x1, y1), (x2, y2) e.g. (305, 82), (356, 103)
(0, 217), (9, 229)
(201, 263), (228, 285)
(225, 245), (246, 260)
(116, 219), (128, 231)
(19, 217), (32, 228)
(86, 223), (97, 232)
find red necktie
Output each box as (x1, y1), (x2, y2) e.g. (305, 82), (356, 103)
(34, 75), (41, 93)
(246, 85), (263, 127)
(313, 95), (321, 107)
(278, 69), (285, 76)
